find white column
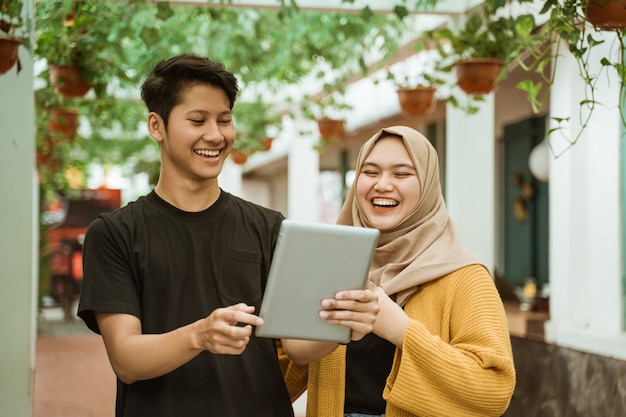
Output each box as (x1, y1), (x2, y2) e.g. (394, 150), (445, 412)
(287, 119), (321, 222)
(546, 35), (625, 359)
(445, 94), (496, 273)
(219, 159), (243, 197)
(0, 1), (37, 414)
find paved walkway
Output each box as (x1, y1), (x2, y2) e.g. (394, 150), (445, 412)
(34, 307), (306, 417)
(34, 309), (116, 417)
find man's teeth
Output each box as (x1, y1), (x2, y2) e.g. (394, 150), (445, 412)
(195, 149), (219, 157)
(372, 198), (398, 206)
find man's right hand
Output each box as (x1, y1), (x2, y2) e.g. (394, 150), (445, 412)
(193, 303), (263, 355)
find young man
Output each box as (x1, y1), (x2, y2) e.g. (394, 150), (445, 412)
(77, 53), (307, 417)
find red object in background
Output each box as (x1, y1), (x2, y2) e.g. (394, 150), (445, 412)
(49, 250), (70, 276)
(47, 188), (121, 247)
(71, 251), (83, 281)
(44, 189), (121, 315)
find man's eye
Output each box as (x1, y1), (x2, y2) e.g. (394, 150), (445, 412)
(190, 119), (204, 124)
(219, 119), (232, 125)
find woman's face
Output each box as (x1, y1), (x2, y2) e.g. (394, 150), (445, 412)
(356, 136), (421, 231)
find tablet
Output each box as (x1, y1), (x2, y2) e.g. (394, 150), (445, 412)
(255, 220), (380, 343)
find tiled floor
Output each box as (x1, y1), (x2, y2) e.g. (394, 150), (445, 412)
(34, 308), (306, 417)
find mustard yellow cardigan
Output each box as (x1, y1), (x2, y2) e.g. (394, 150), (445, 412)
(305, 264), (516, 417)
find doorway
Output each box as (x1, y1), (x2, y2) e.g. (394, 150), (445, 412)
(503, 117), (549, 287)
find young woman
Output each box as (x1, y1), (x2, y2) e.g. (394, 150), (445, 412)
(284, 126), (515, 417)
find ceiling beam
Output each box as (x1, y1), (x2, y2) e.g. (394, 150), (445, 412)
(152, 0), (466, 15)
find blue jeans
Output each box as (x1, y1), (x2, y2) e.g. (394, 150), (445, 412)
(344, 414), (385, 417)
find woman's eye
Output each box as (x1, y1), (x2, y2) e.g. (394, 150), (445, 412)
(361, 170), (378, 176)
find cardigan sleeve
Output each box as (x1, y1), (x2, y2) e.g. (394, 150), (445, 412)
(383, 264), (516, 417)
(276, 339), (309, 402)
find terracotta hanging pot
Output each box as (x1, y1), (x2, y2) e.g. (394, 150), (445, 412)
(585, 0), (626, 30)
(317, 117), (345, 140)
(230, 150), (249, 165)
(397, 86), (437, 116)
(454, 58), (505, 95)
(36, 149), (60, 173)
(262, 137), (274, 151)
(0, 36), (22, 75)
(49, 65), (93, 98)
(48, 108), (80, 142)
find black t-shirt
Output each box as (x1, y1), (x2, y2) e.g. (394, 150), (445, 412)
(344, 332), (396, 414)
(78, 190), (294, 417)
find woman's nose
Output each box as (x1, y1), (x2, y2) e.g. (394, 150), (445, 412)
(374, 176), (393, 191)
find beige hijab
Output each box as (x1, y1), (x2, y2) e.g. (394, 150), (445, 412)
(336, 126), (481, 306)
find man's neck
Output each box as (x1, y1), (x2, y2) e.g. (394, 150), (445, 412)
(154, 178), (221, 212)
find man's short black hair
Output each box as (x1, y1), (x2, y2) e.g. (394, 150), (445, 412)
(140, 53), (239, 126)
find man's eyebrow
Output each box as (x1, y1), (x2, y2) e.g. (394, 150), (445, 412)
(186, 109), (232, 116)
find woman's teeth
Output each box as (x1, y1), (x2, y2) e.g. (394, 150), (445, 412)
(372, 198), (398, 207)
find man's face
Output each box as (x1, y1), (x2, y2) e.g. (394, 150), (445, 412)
(150, 83), (236, 184)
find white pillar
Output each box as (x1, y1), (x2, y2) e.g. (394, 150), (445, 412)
(219, 159), (243, 198)
(445, 94), (496, 273)
(0, 1), (37, 414)
(287, 120), (321, 222)
(546, 35), (625, 359)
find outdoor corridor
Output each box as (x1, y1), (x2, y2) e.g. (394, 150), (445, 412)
(34, 308), (307, 417)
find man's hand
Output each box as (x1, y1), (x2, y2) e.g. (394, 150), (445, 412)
(194, 303), (263, 355)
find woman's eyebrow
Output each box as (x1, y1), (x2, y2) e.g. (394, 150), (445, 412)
(362, 161), (416, 171)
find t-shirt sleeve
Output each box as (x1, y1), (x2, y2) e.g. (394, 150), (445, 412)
(77, 216), (142, 334)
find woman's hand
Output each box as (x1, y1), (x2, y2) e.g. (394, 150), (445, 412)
(319, 288), (379, 341)
(372, 286), (409, 347)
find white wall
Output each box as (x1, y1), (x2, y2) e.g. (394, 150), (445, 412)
(0, 1), (37, 413)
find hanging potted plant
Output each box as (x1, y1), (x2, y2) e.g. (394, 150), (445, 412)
(48, 107), (80, 142)
(585, 0), (626, 30)
(35, 86), (81, 178)
(230, 149), (249, 165)
(391, 69), (440, 117)
(35, 0), (131, 99)
(302, 87), (352, 142)
(229, 136), (259, 166)
(388, 48), (447, 116)
(428, 5), (535, 96)
(316, 117), (345, 140)
(233, 96), (282, 153)
(0, 0), (32, 75)
(510, 0), (626, 146)
(396, 85), (437, 116)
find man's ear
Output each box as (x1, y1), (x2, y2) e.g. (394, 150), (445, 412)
(147, 112), (165, 143)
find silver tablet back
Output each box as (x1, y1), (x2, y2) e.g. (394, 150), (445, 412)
(255, 220), (379, 343)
